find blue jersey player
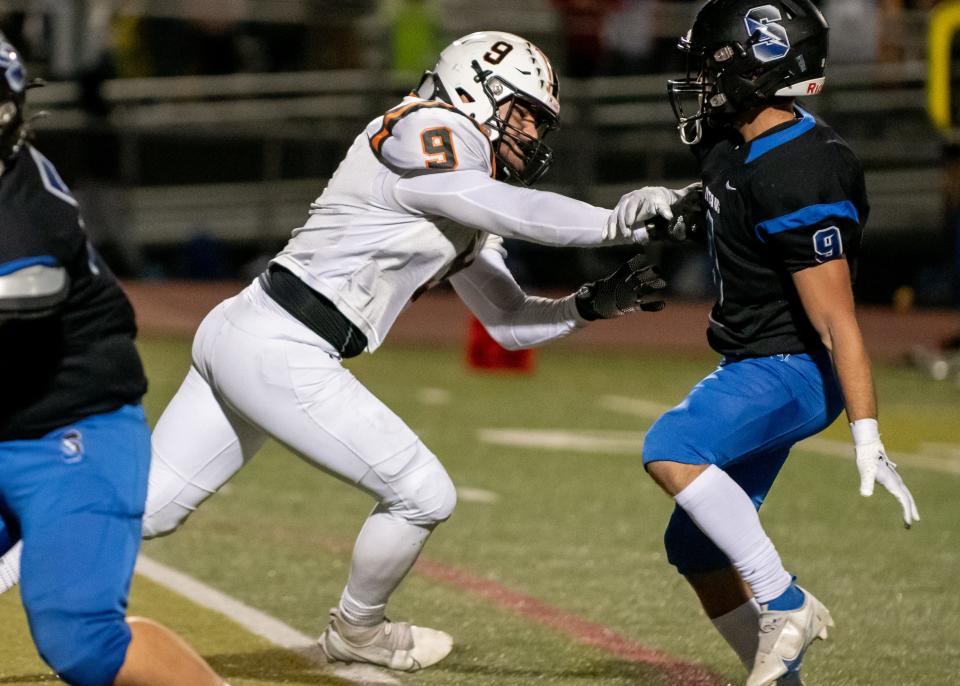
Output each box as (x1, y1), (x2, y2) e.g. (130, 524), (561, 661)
(0, 35), (225, 686)
(614, 2), (920, 685)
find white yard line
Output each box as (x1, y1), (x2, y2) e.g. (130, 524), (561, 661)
(798, 436), (960, 475)
(482, 397), (960, 476)
(602, 394), (960, 474)
(457, 487), (500, 504)
(135, 555), (400, 686)
(478, 428), (645, 455)
(599, 396), (671, 419)
(417, 387), (451, 405)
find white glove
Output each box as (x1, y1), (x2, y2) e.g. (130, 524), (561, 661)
(852, 419), (920, 529)
(603, 183), (700, 241)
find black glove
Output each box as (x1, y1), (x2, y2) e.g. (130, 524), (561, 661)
(647, 183), (706, 243)
(575, 255), (667, 321)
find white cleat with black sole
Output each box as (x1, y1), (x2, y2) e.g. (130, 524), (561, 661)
(317, 608), (453, 672)
(746, 587), (833, 686)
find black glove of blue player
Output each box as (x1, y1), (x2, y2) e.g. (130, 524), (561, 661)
(647, 182), (706, 243)
(575, 255), (667, 321)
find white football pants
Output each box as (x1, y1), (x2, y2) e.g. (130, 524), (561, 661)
(146, 279), (457, 623)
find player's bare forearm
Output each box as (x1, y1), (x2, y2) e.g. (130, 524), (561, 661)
(825, 316), (877, 422)
(792, 259), (877, 422)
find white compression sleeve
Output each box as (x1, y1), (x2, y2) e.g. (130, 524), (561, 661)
(0, 540), (22, 593)
(674, 465), (792, 604)
(449, 247), (588, 350)
(339, 507), (435, 626)
(712, 598), (762, 669)
(391, 169), (641, 247)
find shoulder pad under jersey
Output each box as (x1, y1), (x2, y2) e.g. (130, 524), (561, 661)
(367, 99), (495, 177)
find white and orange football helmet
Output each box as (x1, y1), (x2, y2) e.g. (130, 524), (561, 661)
(417, 31), (560, 185)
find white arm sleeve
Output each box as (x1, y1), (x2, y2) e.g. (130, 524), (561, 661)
(449, 242), (588, 350)
(391, 169), (645, 247)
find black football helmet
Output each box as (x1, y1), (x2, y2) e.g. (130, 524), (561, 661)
(0, 32), (28, 168)
(667, 0), (829, 144)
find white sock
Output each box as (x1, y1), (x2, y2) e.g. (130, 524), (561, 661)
(338, 507), (434, 627)
(675, 465), (791, 604)
(0, 541), (22, 593)
(711, 598), (761, 669)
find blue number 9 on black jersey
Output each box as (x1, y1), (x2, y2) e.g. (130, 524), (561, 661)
(697, 107), (869, 359)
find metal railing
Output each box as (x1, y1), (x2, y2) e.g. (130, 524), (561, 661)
(26, 60), (942, 247)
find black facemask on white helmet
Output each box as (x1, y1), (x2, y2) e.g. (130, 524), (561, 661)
(418, 31), (560, 186)
(667, 0), (829, 145)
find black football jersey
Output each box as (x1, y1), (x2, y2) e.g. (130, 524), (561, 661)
(0, 145), (147, 440)
(694, 108), (869, 358)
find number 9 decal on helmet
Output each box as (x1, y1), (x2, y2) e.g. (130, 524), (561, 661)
(416, 31), (560, 186)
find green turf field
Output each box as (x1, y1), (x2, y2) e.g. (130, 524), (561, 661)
(2, 337), (958, 685)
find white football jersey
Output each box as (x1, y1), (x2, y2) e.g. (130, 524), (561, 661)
(271, 96), (626, 352)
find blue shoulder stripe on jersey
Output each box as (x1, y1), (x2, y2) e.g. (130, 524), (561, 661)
(0, 255), (59, 276)
(755, 200), (860, 243)
(745, 109), (816, 164)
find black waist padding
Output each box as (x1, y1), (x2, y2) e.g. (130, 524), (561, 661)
(259, 264), (367, 358)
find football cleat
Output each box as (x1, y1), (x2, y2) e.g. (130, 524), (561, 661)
(317, 608), (453, 672)
(746, 587), (833, 686)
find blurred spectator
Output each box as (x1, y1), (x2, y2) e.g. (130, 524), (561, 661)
(382, 0), (441, 76)
(821, 0), (879, 63)
(601, 0), (657, 75)
(551, 0), (622, 77)
(111, 12), (152, 78)
(648, 0), (698, 74)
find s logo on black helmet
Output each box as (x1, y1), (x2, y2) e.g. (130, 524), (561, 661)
(0, 39), (25, 93)
(744, 5), (790, 63)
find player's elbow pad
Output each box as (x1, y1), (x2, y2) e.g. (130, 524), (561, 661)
(488, 330), (526, 351)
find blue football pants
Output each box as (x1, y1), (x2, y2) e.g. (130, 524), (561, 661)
(0, 404), (149, 686)
(642, 353), (844, 574)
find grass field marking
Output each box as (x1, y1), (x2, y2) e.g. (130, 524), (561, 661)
(412, 557), (727, 686)
(480, 426), (960, 475)
(920, 441), (960, 459)
(798, 436), (960, 475)
(599, 396), (672, 418)
(600, 395), (960, 475)
(417, 387), (451, 405)
(456, 487), (499, 503)
(478, 428), (645, 455)
(135, 555), (400, 686)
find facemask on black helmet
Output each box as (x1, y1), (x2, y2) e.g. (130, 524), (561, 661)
(667, 0), (829, 145)
(0, 33), (28, 168)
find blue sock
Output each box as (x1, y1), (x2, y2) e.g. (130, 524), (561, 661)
(767, 582), (805, 611)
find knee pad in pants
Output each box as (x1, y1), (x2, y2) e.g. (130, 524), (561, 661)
(376, 448), (457, 526)
(31, 609), (130, 686)
(663, 505), (731, 576)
